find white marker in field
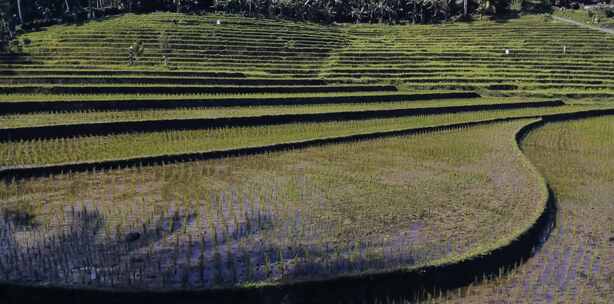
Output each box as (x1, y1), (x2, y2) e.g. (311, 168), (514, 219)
(505, 49), (510, 55)
(216, 19), (222, 25)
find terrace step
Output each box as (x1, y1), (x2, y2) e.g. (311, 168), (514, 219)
(0, 84), (396, 95)
(0, 100), (564, 141)
(5, 109), (614, 181)
(0, 77), (334, 86)
(0, 69), (247, 77)
(0, 116), (550, 180)
(0, 91), (479, 114)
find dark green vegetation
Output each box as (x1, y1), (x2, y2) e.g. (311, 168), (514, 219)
(0, 11), (613, 304)
(3, 13), (613, 100)
(0, 0), (552, 34)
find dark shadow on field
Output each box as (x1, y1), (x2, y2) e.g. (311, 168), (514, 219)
(0, 207), (105, 284)
(0, 52), (23, 76)
(0, 206), (198, 289)
(0, 188), (558, 304)
(0, 36), (33, 76)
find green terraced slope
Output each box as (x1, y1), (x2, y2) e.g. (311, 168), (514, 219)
(326, 15), (614, 98)
(0, 12), (613, 301)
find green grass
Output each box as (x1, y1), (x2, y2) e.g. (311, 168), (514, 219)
(0, 84), (396, 95)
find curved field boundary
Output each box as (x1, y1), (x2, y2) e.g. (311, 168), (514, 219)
(0, 100), (564, 141)
(2, 108), (614, 181)
(0, 92), (480, 114)
(0, 116), (550, 181)
(0, 118), (556, 304)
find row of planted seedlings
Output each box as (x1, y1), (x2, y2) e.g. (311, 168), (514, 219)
(40, 24), (344, 42)
(0, 91), (426, 104)
(0, 156), (473, 289)
(337, 47), (614, 56)
(0, 77), (339, 86)
(23, 20), (345, 54)
(5, 63), (328, 78)
(0, 120), (541, 289)
(0, 97), (546, 129)
(431, 115), (614, 303)
(343, 42), (613, 53)
(347, 26), (610, 41)
(23, 58), (334, 69)
(331, 56), (614, 65)
(507, 211), (613, 303)
(30, 37), (343, 53)
(328, 64), (614, 78)
(32, 31), (346, 47)
(66, 15), (342, 35)
(427, 209), (613, 304)
(25, 49), (338, 58)
(37, 35), (345, 47)
(0, 83), (390, 90)
(345, 37), (613, 48)
(329, 62), (614, 71)
(2, 105), (599, 167)
(344, 40), (612, 52)
(332, 56), (614, 68)
(18, 16), (345, 76)
(326, 72), (614, 82)
(398, 83), (614, 92)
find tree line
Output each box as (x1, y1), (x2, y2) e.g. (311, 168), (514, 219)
(0, 0), (563, 51)
(0, 0), (559, 26)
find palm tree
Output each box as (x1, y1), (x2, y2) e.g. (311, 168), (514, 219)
(372, 0), (392, 23)
(350, 5), (364, 23)
(463, 0), (467, 18)
(244, 0), (256, 16)
(64, 0), (71, 13)
(377, 0), (385, 23)
(88, 0), (94, 19)
(15, 0), (23, 24)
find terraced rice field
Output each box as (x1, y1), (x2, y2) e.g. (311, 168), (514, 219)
(332, 16), (614, 98)
(0, 120), (547, 289)
(0, 11), (613, 304)
(431, 116), (614, 303)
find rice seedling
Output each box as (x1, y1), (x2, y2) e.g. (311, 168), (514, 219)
(0, 120), (544, 289)
(429, 115), (614, 303)
(1, 105), (604, 167)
